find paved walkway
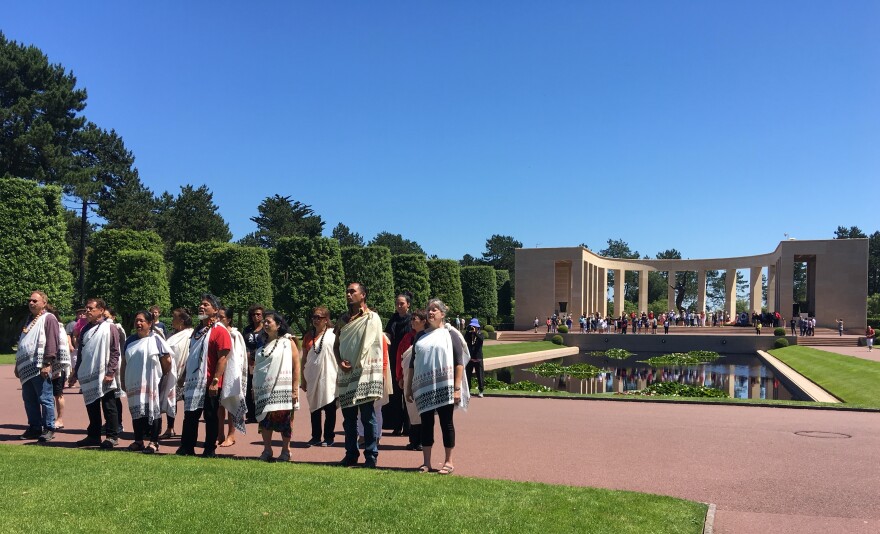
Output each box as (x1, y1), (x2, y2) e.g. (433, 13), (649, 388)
(2, 363), (878, 533)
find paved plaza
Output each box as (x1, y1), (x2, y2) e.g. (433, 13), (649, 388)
(2, 353), (879, 533)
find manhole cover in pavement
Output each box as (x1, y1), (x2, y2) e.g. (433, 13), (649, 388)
(794, 431), (851, 439)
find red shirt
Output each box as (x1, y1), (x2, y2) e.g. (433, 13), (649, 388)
(206, 325), (232, 386)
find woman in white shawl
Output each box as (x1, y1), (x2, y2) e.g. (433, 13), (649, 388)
(217, 306), (247, 448)
(405, 299), (465, 475)
(159, 308), (193, 439)
(120, 310), (174, 453)
(301, 306), (338, 447)
(253, 311), (300, 462)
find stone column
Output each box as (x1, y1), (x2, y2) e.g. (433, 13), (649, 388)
(767, 265), (777, 312)
(750, 266), (763, 314)
(667, 270), (677, 312)
(639, 270), (649, 312)
(726, 269), (737, 322)
(697, 270), (707, 314)
(591, 264), (598, 314)
(599, 268), (608, 316)
(613, 269), (624, 317)
(584, 262), (592, 317)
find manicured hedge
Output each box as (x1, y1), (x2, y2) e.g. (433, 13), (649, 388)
(0, 178), (73, 349)
(427, 259), (464, 315)
(170, 241), (222, 311)
(209, 244), (273, 326)
(115, 250), (171, 328)
(87, 229), (163, 307)
(341, 246), (395, 315)
(274, 237), (346, 333)
(391, 254), (431, 309)
(461, 266), (498, 322)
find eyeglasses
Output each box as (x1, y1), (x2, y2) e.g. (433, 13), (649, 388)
(29, 299), (39, 303)
(311, 315), (327, 320)
(85, 306), (96, 311)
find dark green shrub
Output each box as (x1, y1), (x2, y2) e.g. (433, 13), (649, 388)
(87, 229), (163, 307)
(427, 259), (464, 314)
(274, 237), (346, 333)
(507, 380), (552, 392)
(482, 324), (495, 334)
(209, 244), (273, 326)
(773, 327), (786, 336)
(557, 325), (569, 333)
(774, 337), (790, 348)
(0, 178), (73, 350)
(551, 334), (564, 345)
(341, 246), (395, 316)
(170, 241), (223, 311)
(460, 266), (498, 321)
(495, 269), (512, 319)
(391, 254), (431, 309)
(115, 250), (171, 328)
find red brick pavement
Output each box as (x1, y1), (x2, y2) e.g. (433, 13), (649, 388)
(2, 365), (878, 533)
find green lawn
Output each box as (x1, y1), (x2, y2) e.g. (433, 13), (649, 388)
(769, 345), (880, 407)
(0, 445), (706, 534)
(483, 341), (562, 358)
(0, 353), (14, 365)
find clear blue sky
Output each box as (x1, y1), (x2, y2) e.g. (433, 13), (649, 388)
(4, 1), (878, 263)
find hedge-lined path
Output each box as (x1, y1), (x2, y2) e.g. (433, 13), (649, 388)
(2, 364), (878, 533)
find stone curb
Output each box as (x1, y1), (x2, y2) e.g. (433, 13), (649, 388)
(703, 503), (716, 534)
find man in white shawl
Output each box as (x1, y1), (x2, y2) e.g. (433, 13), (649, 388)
(217, 306), (247, 447)
(333, 282), (384, 468)
(68, 298), (122, 449)
(15, 291), (61, 442)
(177, 294), (232, 458)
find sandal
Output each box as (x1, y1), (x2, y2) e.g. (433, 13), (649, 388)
(128, 442), (144, 452)
(258, 450), (274, 462)
(143, 443), (158, 454)
(277, 451), (291, 462)
(417, 464), (431, 473)
(437, 464), (455, 475)
(159, 429), (175, 439)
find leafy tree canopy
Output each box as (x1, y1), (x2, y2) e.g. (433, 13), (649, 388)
(331, 223), (364, 247)
(368, 231), (425, 256)
(481, 234), (522, 273)
(834, 226), (867, 239)
(155, 184), (231, 249)
(245, 195), (324, 248)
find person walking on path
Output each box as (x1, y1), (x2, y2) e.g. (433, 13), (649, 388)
(837, 318), (844, 336)
(69, 298), (121, 449)
(178, 294), (232, 458)
(464, 319), (484, 397)
(866, 325), (875, 352)
(334, 282), (384, 468)
(15, 291), (61, 442)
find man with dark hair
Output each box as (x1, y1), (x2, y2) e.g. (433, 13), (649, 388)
(15, 291), (61, 441)
(178, 294), (232, 458)
(242, 304), (265, 423)
(69, 298), (122, 448)
(334, 282), (385, 468)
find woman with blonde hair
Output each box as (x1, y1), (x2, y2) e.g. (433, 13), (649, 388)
(301, 306), (338, 447)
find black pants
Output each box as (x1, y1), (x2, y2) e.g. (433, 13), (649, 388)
(180, 392), (220, 454)
(116, 397), (124, 428)
(310, 400), (337, 442)
(466, 359), (484, 392)
(86, 391), (119, 440)
(133, 417), (161, 443)
(245, 372), (256, 422)
(382, 378), (404, 432)
(420, 403), (455, 448)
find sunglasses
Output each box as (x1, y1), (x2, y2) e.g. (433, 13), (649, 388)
(28, 299), (39, 303)
(311, 315), (328, 320)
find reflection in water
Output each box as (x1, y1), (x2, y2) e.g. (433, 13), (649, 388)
(508, 353), (797, 400)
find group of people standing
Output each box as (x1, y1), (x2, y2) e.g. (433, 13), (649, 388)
(14, 283), (475, 473)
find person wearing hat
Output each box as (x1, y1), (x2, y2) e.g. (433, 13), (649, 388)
(464, 318), (484, 397)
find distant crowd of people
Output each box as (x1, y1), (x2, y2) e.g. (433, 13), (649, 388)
(14, 284), (485, 474)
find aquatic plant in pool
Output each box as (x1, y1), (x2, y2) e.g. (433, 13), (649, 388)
(639, 351), (721, 366)
(625, 382), (729, 398)
(589, 348), (635, 359)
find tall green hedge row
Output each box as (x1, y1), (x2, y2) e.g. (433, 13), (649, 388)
(0, 178), (73, 349)
(460, 266), (498, 321)
(341, 246), (395, 315)
(274, 236), (346, 333)
(210, 244), (273, 325)
(391, 254), (431, 309)
(115, 250), (171, 328)
(87, 228), (163, 307)
(170, 241), (222, 310)
(427, 259), (464, 315)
